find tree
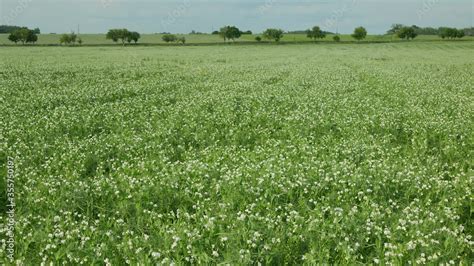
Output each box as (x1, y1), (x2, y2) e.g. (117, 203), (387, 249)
(352, 26), (367, 41)
(177, 37), (186, 45)
(219, 26), (242, 42)
(33, 27), (41, 34)
(60, 34), (71, 45)
(387, 24), (404, 35)
(255, 36), (262, 42)
(26, 30), (38, 44)
(162, 34), (177, 43)
(0, 25), (21, 33)
(306, 26), (326, 41)
(333, 35), (341, 42)
(8, 32), (19, 44)
(78, 38), (83, 46)
(129, 31), (140, 44)
(456, 29), (465, 39)
(106, 29), (130, 45)
(263, 28), (284, 42)
(59, 32), (77, 45)
(8, 28), (37, 44)
(397, 26), (418, 40)
(212, 30), (219, 35)
(439, 27), (464, 39)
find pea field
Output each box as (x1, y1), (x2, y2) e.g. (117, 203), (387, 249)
(1, 42), (473, 264)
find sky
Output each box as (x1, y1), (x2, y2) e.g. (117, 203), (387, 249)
(0, 0), (472, 34)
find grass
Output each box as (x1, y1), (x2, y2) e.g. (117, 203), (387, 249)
(0, 42), (473, 264)
(1, 33), (473, 45)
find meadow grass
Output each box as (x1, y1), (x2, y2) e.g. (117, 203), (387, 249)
(0, 42), (473, 264)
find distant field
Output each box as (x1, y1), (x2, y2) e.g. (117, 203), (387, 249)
(1, 33), (472, 45)
(1, 41), (473, 264)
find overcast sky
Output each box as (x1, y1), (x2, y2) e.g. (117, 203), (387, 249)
(0, 0), (472, 34)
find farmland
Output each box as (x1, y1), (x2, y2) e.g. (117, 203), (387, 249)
(0, 41), (473, 264)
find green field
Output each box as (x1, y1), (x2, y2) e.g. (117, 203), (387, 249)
(1, 42), (473, 264)
(1, 33), (472, 45)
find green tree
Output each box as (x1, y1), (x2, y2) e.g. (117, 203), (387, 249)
(8, 32), (19, 44)
(162, 34), (177, 43)
(387, 24), (403, 35)
(177, 37), (186, 45)
(352, 26), (367, 41)
(8, 28), (38, 44)
(106, 29), (130, 45)
(306, 26), (326, 41)
(263, 28), (284, 42)
(129, 31), (140, 44)
(333, 35), (341, 42)
(60, 32), (77, 45)
(219, 26), (241, 42)
(439, 27), (464, 39)
(59, 34), (71, 45)
(255, 36), (262, 42)
(456, 29), (465, 39)
(397, 26), (418, 40)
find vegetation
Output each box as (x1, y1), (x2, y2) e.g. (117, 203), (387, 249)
(59, 32), (78, 45)
(126, 31), (141, 44)
(333, 35), (341, 42)
(352, 26), (367, 41)
(106, 29), (141, 45)
(219, 26), (242, 42)
(306, 26), (326, 41)
(263, 28), (284, 42)
(1, 42), (472, 264)
(439, 27), (465, 39)
(162, 34), (177, 43)
(7, 27), (38, 44)
(0, 25), (40, 34)
(396, 26), (418, 40)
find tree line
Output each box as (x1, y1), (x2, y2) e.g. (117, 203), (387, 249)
(3, 24), (471, 45)
(388, 24), (467, 39)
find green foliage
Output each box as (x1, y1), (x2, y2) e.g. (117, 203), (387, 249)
(263, 28), (284, 42)
(219, 26), (242, 42)
(352, 26), (367, 41)
(306, 26), (326, 41)
(59, 32), (77, 45)
(177, 36), (186, 44)
(0, 25), (22, 33)
(439, 27), (465, 39)
(126, 31), (141, 44)
(162, 34), (177, 43)
(333, 35), (341, 42)
(106, 28), (133, 45)
(255, 36), (262, 42)
(7, 27), (38, 44)
(397, 26), (418, 40)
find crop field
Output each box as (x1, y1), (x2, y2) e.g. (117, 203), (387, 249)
(1, 33), (472, 45)
(0, 42), (473, 264)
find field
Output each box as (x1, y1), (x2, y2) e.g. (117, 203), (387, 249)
(1, 33), (473, 45)
(1, 42), (473, 264)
